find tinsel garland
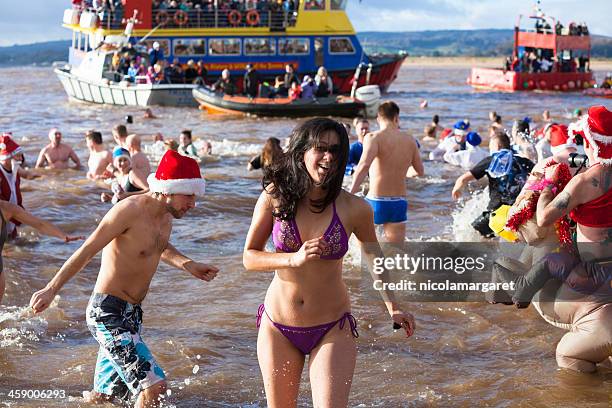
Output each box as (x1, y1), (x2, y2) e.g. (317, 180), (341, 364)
(505, 162), (573, 245)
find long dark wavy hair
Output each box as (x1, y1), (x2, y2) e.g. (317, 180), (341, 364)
(263, 118), (349, 220)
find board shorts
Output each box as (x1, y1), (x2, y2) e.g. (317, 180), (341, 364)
(86, 293), (166, 401)
(365, 195), (408, 225)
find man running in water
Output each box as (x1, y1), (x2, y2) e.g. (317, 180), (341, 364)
(35, 128), (81, 170)
(30, 151), (219, 407)
(349, 101), (424, 242)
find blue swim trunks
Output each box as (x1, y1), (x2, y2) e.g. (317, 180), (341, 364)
(86, 293), (166, 401)
(365, 196), (408, 225)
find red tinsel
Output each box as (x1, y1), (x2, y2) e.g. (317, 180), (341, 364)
(505, 162), (573, 245)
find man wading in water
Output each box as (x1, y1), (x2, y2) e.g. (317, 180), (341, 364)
(30, 151), (219, 407)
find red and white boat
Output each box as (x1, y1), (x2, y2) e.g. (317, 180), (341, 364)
(468, 8), (594, 92)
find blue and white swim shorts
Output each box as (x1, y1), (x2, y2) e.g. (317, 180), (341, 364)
(86, 293), (166, 401)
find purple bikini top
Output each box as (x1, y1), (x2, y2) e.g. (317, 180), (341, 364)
(272, 201), (349, 260)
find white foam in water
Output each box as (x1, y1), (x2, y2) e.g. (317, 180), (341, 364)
(451, 188), (489, 242)
(142, 139), (262, 163)
(0, 305), (48, 348)
(200, 139), (261, 157)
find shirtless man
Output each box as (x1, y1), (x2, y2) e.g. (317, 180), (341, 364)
(125, 134), (151, 188)
(35, 128), (81, 170)
(85, 130), (112, 180)
(112, 124), (129, 148)
(349, 101), (424, 242)
(30, 151), (218, 407)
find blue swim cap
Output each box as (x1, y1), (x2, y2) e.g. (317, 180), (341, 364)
(112, 146), (130, 160)
(453, 120), (470, 131)
(466, 132), (482, 146)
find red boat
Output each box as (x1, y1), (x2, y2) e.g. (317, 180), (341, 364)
(583, 88), (612, 99)
(468, 9), (594, 92)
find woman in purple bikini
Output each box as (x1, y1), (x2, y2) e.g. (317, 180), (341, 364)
(243, 118), (415, 408)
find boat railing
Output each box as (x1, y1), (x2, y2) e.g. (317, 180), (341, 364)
(67, 7), (298, 31)
(151, 8), (298, 30)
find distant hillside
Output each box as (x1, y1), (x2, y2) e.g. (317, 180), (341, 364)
(0, 40), (70, 67)
(1, 29), (611, 67)
(358, 29), (612, 57)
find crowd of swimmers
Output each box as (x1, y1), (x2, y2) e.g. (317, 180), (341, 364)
(0, 101), (610, 407)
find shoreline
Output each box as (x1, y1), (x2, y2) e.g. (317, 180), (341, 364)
(403, 56), (612, 70)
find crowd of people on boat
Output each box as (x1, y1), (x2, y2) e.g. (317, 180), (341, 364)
(211, 63), (335, 100)
(106, 42), (209, 85)
(534, 19), (589, 36)
(504, 51), (590, 74)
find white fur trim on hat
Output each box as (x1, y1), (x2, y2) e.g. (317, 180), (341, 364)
(550, 143), (576, 155)
(568, 115), (612, 166)
(147, 174), (206, 196)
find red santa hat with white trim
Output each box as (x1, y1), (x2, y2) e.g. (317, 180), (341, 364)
(568, 105), (612, 166)
(147, 150), (206, 196)
(548, 124), (576, 155)
(0, 133), (23, 160)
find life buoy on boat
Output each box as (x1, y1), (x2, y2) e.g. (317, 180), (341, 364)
(174, 10), (189, 26)
(228, 10), (242, 26)
(245, 10), (260, 26)
(155, 11), (170, 26)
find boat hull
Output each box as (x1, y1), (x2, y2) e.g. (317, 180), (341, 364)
(583, 88), (612, 99)
(54, 68), (198, 107)
(468, 68), (594, 92)
(192, 86), (366, 118)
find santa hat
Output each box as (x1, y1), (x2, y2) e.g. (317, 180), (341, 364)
(549, 124), (576, 155)
(568, 105), (612, 166)
(0, 133), (23, 160)
(147, 150), (206, 196)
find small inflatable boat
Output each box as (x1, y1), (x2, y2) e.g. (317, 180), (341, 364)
(192, 86), (380, 118)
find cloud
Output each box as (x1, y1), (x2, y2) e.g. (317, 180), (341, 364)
(347, 0), (612, 36)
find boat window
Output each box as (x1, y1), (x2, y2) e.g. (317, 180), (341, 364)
(330, 0), (348, 10)
(209, 38), (242, 56)
(304, 0), (325, 11)
(141, 39), (170, 57)
(245, 38), (276, 56)
(174, 39), (206, 56)
(329, 37), (355, 54)
(278, 38), (310, 55)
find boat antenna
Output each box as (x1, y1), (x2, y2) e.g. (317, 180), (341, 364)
(137, 24), (165, 45)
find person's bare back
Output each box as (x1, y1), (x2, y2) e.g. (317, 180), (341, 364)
(366, 127), (422, 197)
(87, 149), (112, 179)
(349, 101), (424, 242)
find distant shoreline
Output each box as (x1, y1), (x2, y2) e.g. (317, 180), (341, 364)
(403, 56), (612, 71)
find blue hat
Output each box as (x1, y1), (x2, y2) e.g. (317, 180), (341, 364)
(466, 132), (482, 146)
(112, 146), (130, 161)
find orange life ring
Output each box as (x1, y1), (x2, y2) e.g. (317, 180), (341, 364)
(155, 10), (170, 26)
(174, 10), (189, 26)
(228, 10), (242, 27)
(245, 10), (260, 26)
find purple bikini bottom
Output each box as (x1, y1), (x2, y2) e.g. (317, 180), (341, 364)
(256, 304), (359, 355)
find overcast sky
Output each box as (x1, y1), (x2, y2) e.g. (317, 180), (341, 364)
(0, 0), (610, 46)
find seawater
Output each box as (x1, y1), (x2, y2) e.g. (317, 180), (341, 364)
(0, 65), (610, 407)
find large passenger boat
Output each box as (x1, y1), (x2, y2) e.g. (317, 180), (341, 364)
(468, 5), (594, 92)
(55, 0), (406, 107)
